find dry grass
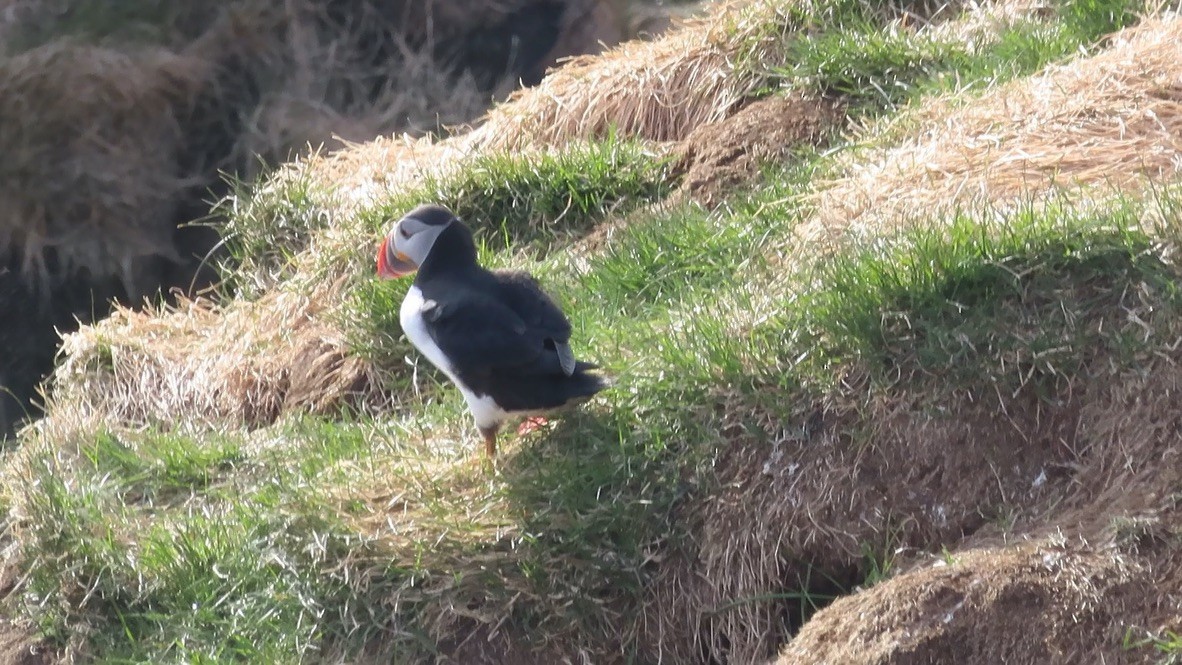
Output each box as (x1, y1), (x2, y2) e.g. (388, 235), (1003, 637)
(806, 12), (1182, 247)
(48, 284), (376, 430)
(927, 0), (1049, 43)
(0, 40), (209, 296)
(461, 0), (776, 149)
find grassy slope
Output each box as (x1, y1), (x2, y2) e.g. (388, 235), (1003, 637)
(5, 0), (1181, 662)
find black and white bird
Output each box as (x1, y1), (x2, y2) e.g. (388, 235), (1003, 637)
(376, 204), (606, 457)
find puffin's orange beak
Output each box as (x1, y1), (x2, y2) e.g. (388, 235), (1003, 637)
(376, 237), (416, 279)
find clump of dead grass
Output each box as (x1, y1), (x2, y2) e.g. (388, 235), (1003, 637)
(927, 0), (1050, 43)
(808, 12), (1182, 247)
(0, 40), (209, 296)
(49, 284), (378, 430)
(462, 0), (776, 150)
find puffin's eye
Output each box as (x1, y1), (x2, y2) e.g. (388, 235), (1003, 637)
(399, 226), (412, 239)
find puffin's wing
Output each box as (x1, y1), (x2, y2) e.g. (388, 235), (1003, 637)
(424, 295), (547, 372)
(494, 271), (573, 341)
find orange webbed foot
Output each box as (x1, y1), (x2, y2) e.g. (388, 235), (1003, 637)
(517, 417), (550, 436)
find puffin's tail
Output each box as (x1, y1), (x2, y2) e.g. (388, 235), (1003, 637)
(564, 362), (609, 401)
(495, 361), (609, 413)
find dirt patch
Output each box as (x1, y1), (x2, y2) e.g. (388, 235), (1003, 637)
(670, 93), (845, 207)
(0, 621), (50, 665)
(636, 380), (1078, 662)
(0, 563), (53, 665)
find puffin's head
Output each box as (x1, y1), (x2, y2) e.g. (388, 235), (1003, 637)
(376, 204), (458, 279)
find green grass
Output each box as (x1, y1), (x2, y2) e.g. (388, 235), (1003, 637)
(1124, 627), (1182, 663)
(82, 430), (244, 504)
(355, 137), (672, 256)
(19, 423), (392, 662)
(578, 200), (770, 311)
(216, 170), (339, 300)
(796, 197), (1179, 395)
(773, 0), (1142, 114)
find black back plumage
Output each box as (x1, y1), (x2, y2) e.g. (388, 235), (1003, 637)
(413, 221), (605, 413)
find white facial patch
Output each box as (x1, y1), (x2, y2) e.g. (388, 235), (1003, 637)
(395, 219), (446, 267)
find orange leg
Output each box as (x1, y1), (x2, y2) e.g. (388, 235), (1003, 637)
(479, 425), (499, 458)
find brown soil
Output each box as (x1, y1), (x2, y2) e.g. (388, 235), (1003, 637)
(0, 622), (49, 665)
(781, 538), (1179, 664)
(670, 94), (846, 208)
(576, 92), (844, 257)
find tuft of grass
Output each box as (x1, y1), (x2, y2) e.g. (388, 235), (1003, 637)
(859, 540), (897, 588)
(355, 137), (673, 255)
(858, 523), (903, 588)
(216, 169), (338, 299)
(578, 204), (767, 312)
(770, 196), (1181, 399)
(82, 430), (243, 504)
(786, 21), (966, 105)
(1123, 627), (1182, 662)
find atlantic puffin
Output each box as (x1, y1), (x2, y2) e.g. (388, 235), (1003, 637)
(376, 204), (606, 457)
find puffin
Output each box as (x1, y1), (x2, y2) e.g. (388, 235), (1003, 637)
(376, 204), (606, 457)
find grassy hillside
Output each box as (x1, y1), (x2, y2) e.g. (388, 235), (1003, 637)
(3, 0), (1182, 663)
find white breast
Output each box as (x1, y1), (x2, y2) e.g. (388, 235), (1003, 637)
(400, 285), (508, 429)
